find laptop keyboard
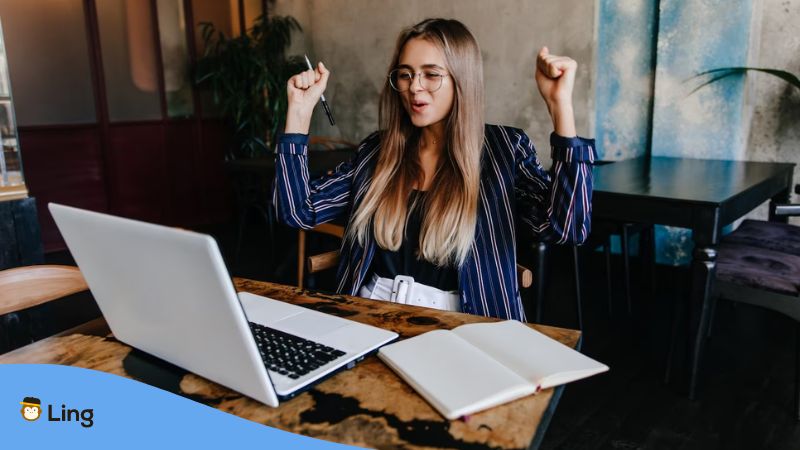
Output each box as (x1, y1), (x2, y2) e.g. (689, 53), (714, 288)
(248, 322), (346, 380)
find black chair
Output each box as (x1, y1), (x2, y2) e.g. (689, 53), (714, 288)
(689, 185), (800, 419)
(527, 158), (656, 330)
(227, 164), (276, 271)
(594, 221), (656, 318)
(529, 221), (654, 331)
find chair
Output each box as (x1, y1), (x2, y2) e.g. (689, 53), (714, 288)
(531, 222), (655, 330)
(529, 161), (657, 329)
(594, 159), (657, 318)
(603, 222), (656, 316)
(0, 265), (88, 316)
(689, 187), (800, 419)
(297, 223), (345, 289)
(298, 223), (534, 293)
(227, 162), (275, 271)
(0, 265), (89, 352)
(232, 136), (357, 275)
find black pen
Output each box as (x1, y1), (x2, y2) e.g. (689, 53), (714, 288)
(304, 54), (335, 126)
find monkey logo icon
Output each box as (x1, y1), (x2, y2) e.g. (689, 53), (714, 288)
(20, 397), (42, 421)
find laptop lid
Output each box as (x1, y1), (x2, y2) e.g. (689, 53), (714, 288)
(48, 203), (279, 407)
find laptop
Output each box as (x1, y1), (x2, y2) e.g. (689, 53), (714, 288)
(49, 203), (398, 407)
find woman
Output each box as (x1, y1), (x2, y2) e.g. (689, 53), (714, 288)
(274, 18), (595, 321)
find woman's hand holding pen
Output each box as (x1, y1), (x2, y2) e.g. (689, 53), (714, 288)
(535, 47), (577, 138)
(285, 62), (330, 135)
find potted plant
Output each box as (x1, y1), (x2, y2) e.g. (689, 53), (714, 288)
(690, 67), (799, 94)
(194, 15), (306, 159)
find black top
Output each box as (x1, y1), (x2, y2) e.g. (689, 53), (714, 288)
(371, 190), (459, 291)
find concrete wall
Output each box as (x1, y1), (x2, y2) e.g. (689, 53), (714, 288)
(745, 0), (800, 225)
(274, 0), (800, 264)
(273, 0), (597, 168)
(649, 0), (799, 263)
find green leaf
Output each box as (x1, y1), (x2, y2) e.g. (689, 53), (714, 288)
(688, 66), (800, 96)
(193, 14), (304, 158)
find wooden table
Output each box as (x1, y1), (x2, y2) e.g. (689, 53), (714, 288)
(592, 156), (795, 395)
(0, 279), (580, 449)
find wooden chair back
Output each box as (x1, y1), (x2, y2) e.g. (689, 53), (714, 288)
(297, 223), (345, 288)
(0, 265), (89, 316)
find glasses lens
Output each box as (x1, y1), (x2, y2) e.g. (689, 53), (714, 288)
(389, 69), (411, 92)
(389, 69), (445, 92)
(421, 72), (444, 92)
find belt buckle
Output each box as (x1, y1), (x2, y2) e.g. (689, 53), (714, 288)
(390, 275), (415, 304)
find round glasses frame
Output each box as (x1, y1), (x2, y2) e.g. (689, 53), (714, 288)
(388, 69), (450, 93)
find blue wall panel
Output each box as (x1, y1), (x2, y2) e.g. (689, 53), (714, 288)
(595, 0), (659, 160)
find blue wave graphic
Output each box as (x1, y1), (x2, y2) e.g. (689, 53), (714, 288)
(1, 364), (358, 449)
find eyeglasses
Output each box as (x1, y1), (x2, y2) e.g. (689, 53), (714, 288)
(388, 68), (450, 93)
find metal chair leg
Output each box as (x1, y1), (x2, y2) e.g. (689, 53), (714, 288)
(663, 276), (685, 385)
(234, 209), (248, 265)
(257, 206), (275, 273)
(604, 236), (613, 317)
(297, 230), (306, 289)
(795, 322), (800, 421)
(621, 224), (632, 315)
(534, 241), (548, 323)
(572, 245), (584, 330)
(646, 225), (656, 303)
(689, 292), (716, 400)
(706, 296), (718, 339)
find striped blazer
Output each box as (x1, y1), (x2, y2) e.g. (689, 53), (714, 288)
(273, 124), (596, 321)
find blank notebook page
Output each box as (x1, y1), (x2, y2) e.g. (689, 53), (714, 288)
(453, 320), (608, 389)
(378, 329), (535, 419)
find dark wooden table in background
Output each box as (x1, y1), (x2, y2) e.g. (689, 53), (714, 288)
(227, 148), (356, 179)
(226, 149), (356, 269)
(592, 156), (795, 394)
(0, 278), (581, 449)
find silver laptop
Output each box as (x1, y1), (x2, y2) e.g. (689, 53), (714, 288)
(49, 203), (398, 407)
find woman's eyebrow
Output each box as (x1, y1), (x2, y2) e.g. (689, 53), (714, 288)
(396, 63), (446, 70)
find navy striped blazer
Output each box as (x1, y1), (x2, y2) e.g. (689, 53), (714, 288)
(273, 124), (596, 321)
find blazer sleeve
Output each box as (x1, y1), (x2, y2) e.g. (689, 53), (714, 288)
(272, 133), (361, 229)
(514, 130), (597, 244)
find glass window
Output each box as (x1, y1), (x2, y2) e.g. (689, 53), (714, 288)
(243, 0), (264, 31)
(192, 0), (235, 117)
(0, 0), (96, 125)
(190, 1), (263, 119)
(156, 0), (194, 118)
(192, 0), (265, 118)
(96, 0), (162, 122)
(192, 0), (234, 55)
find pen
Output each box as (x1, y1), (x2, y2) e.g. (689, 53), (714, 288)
(304, 54), (335, 126)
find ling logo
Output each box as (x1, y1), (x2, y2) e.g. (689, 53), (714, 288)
(19, 396), (94, 428)
(20, 397), (42, 421)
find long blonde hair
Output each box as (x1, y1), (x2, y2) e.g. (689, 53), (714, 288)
(348, 18), (485, 267)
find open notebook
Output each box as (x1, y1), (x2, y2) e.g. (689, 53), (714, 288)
(378, 320), (608, 420)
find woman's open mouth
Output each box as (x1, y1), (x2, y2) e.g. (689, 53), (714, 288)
(411, 100), (429, 114)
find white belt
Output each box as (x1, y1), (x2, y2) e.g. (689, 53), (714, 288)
(358, 274), (461, 312)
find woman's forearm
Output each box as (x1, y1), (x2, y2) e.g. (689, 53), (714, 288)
(547, 102), (577, 138)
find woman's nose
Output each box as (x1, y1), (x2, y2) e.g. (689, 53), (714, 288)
(410, 73), (425, 92)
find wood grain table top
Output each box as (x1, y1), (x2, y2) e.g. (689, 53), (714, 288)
(0, 278), (581, 450)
